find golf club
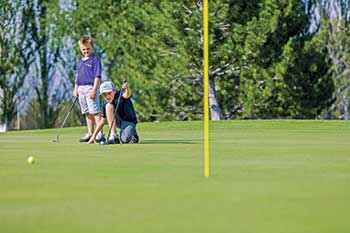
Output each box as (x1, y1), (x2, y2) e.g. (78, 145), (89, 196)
(52, 97), (78, 142)
(100, 80), (126, 146)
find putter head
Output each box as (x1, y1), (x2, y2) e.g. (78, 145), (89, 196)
(52, 139), (60, 142)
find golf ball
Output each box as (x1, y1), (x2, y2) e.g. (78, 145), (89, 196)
(27, 156), (35, 164)
(99, 141), (106, 145)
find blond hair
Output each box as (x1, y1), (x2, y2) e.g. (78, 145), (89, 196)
(79, 36), (93, 48)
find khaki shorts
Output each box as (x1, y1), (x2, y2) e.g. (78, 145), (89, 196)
(78, 85), (100, 114)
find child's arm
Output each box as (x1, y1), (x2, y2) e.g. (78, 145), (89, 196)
(90, 77), (100, 99)
(73, 84), (79, 97)
(122, 82), (131, 99)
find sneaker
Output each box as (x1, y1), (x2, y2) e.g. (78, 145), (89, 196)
(79, 133), (92, 142)
(96, 132), (106, 143)
(130, 130), (139, 144)
(108, 133), (120, 144)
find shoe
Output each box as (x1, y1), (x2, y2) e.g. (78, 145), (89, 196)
(79, 133), (92, 142)
(96, 132), (106, 143)
(108, 134), (120, 144)
(130, 130), (139, 144)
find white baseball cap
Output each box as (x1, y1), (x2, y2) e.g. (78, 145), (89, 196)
(100, 81), (115, 95)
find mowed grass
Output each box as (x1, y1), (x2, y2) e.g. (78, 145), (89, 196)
(1, 120), (350, 233)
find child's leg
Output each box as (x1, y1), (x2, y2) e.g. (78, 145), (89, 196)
(78, 86), (93, 142)
(84, 86), (101, 134)
(86, 113), (95, 134)
(94, 113), (102, 132)
(120, 121), (136, 143)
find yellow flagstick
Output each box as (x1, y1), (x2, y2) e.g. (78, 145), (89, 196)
(203, 0), (210, 178)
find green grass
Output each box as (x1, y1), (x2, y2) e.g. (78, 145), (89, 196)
(1, 120), (350, 233)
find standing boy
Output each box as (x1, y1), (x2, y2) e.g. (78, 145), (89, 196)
(73, 36), (105, 142)
(88, 80), (139, 144)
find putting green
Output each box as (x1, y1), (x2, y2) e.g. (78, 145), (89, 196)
(0, 120), (350, 233)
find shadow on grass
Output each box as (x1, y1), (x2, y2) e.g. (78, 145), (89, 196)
(140, 139), (200, 144)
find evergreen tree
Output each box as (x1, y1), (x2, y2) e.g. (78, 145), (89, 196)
(234, 0), (332, 118)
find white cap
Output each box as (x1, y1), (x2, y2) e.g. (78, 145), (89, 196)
(100, 81), (114, 95)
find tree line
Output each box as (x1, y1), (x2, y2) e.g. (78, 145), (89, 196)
(1, 0), (350, 130)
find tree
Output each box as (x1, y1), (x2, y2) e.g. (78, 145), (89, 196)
(167, 0), (261, 120)
(10, 0), (334, 127)
(274, 36), (333, 118)
(27, 0), (67, 128)
(67, 0), (197, 121)
(0, 0), (33, 128)
(315, 0), (350, 119)
(232, 0), (332, 119)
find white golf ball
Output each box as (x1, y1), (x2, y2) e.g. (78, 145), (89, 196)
(27, 156), (35, 164)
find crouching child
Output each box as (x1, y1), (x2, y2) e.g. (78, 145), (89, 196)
(88, 81), (139, 144)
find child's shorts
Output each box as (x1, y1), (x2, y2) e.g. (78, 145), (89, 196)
(78, 85), (100, 115)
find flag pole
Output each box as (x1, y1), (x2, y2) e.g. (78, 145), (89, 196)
(203, 0), (210, 178)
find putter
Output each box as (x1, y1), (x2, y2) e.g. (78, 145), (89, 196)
(52, 97), (78, 142)
(101, 81), (126, 146)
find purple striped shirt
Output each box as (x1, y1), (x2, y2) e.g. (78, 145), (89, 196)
(76, 53), (102, 86)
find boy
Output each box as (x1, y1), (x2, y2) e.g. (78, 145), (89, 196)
(88, 80), (139, 144)
(73, 36), (105, 142)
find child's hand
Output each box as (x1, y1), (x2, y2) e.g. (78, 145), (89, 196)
(90, 89), (97, 99)
(73, 89), (78, 98)
(122, 82), (129, 89)
(87, 137), (96, 144)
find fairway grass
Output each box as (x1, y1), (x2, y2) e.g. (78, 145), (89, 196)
(1, 120), (350, 233)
